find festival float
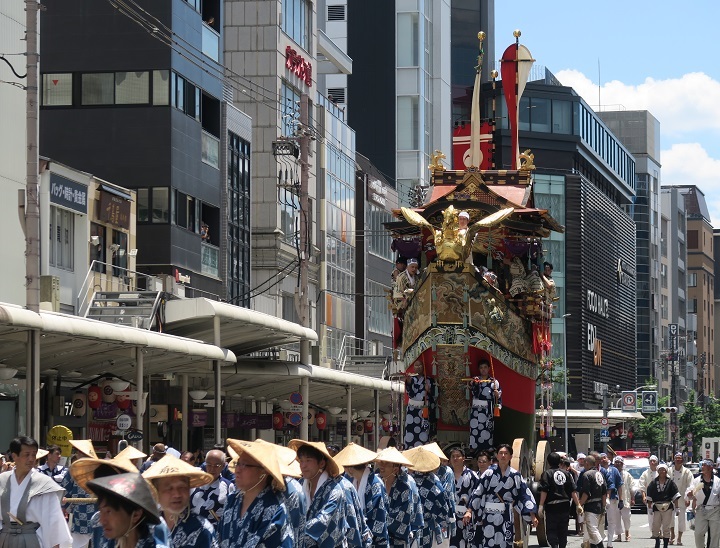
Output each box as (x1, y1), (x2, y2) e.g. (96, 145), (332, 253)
(386, 30), (563, 545)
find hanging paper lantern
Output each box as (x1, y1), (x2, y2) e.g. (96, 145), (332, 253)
(273, 412), (284, 430)
(116, 388), (131, 410)
(315, 412), (327, 430)
(72, 392), (86, 417)
(100, 380), (115, 403)
(354, 421), (365, 435)
(88, 385), (102, 409)
(364, 419), (374, 433)
(307, 408), (316, 425)
(381, 418), (391, 432)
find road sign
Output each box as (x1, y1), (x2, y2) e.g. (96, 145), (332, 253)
(601, 429), (610, 437)
(688, 440), (693, 447)
(687, 433), (693, 440)
(621, 391), (637, 412)
(600, 436), (611, 442)
(600, 417), (609, 426)
(116, 414), (132, 431)
(641, 391), (658, 413)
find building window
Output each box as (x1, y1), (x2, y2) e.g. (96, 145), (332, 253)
(282, 0), (311, 52)
(49, 206), (74, 271)
(368, 281), (392, 336)
(397, 12), (419, 67)
(687, 230), (699, 249)
(368, 203), (393, 260)
(689, 273), (697, 287)
(281, 81), (301, 137)
(42, 73), (73, 106)
(228, 133), (251, 306)
(397, 96), (419, 150)
(115, 71), (150, 104)
(91, 223), (106, 272)
(152, 70), (170, 105)
(81, 73), (115, 105)
(112, 230), (128, 277)
(136, 188), (169, 223)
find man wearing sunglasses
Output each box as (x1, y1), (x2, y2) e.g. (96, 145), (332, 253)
(190, 449), (235, 530)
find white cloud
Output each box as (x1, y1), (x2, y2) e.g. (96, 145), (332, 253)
(555, 70), (720, 138)
(662, 143), (720, 227)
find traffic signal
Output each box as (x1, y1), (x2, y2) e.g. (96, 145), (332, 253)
(659, 406), (678, 413)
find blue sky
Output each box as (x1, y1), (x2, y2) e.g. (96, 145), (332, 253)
(495, 1), (720, 226)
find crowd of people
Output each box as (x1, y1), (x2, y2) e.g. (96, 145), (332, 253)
(0, 436), (541, 548)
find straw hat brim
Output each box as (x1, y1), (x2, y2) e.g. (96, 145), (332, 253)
(287, 439), (344, 477)
(254, 440), (300, 478)
(36, 448), (49, 460)
(69, 439), (98, 459)
(375, 447), (413, 467)
(422, 442), (448, 461)
(87, 472), (160, 525)
(70, 455), (140, 492)
(227, 439), (285, 491)
(403, 447), (441, 473)
(333, 443), (378, 467)
(142, 454), (213, 489)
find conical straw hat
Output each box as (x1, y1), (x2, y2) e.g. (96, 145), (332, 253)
(333, 443), (377, 467)
(404, 446), (440, 473)
(287, 440), (344, 477)
(375, 447), (413, 467)
(70, 453), (140, 492)
(142, 454), (213, 488)
(423, 442), (448, 461)
(226, 438), (285, 491)
(87, 472), (160, 524)
(69, 439), (97, 459)
(36, 448), (49, 460)
(115, 445), (146, 461)
(254, 440), (300, 478)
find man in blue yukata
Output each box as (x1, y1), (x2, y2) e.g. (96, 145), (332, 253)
(220, 439), (294, 547)
(376, 446), (424, 547)
(404, 446), (450, 547)
(143, 453), (218, 547)
(289, 439), (351, 548)
(61, 439), (101, 548)
(335, 442), (390, 546)
(190, 449), (234, 529)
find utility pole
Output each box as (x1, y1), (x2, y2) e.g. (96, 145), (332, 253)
(25, 0), (41, 441)
(296, 93), (311, 365)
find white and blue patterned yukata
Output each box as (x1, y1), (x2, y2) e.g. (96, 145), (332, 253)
(358, 469), (389, 546)
(404, 375), (435, 448)
(218, 485), (293, 548)
(165, 507), (218, 548)
(437, 465), (457, 539)
(190, 477), (234, 529)
(387, 470), (424, 546)
(281, 477), (306, 544)
(38, 463), (68, 484)
(450, 467), (479, 548)
(61, 473), (96, 535)
(91, 516), (171, 548)
(468, 378), (501, 452)
(467, 466), (536, 548)
(302, 474), (349, 548)
(339, 476), (372, 547)
(414, 472), (449, 547)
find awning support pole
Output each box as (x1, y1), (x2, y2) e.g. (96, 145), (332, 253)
(374, 389), (380, 451)
(135, 347), (144, 451)
(346, 386), (352, 444)
(214, 316), (222, 445)
(300, 377), (309, 441)
(181, 374), (189, 451)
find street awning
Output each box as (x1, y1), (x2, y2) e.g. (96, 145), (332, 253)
(0, 302), (235, 380)
(219, 359), (404, 411)
(163, 298), (318, 355)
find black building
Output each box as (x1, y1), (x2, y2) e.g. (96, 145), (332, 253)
(39, 0), (249, 299)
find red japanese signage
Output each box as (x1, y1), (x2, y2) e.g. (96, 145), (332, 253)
(285, 46), (312, 87)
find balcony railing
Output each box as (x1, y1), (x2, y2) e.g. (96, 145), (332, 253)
(201, 241), (219, 277)
(201, 23), (219, 62)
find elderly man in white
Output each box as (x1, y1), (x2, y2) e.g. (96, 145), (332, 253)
(687, 459), (720, 548)
(640, 455), (660, 529)
(670, 452), (694, 546)
(614, 456), (635, 542)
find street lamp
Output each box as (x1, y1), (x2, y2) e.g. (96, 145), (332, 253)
(562, 313), (571, 453)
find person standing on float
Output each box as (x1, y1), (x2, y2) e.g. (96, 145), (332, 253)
(404, 358), (436, 448)
(468, 359), (501, 453)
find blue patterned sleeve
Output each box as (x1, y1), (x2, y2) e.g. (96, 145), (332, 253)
(258, 504), (294, 548)
(513, 471), (538, 520)
(367, 479), (389, 546)
(305, 485), (346, 548)
(429, 487), (445, 541)
(386, 480), (414, 543)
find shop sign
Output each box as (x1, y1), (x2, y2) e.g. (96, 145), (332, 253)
(50, 173), (88, 214)
(285, 46), (312, 86)
(367, 178), (388, 206)
(99, 191), (131, 229)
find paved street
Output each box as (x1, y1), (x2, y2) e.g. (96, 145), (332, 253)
(530, 512), (699, 548)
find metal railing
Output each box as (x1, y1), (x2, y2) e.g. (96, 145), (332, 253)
(77, 261), (161, 317)
(336, 334), (393, 372)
